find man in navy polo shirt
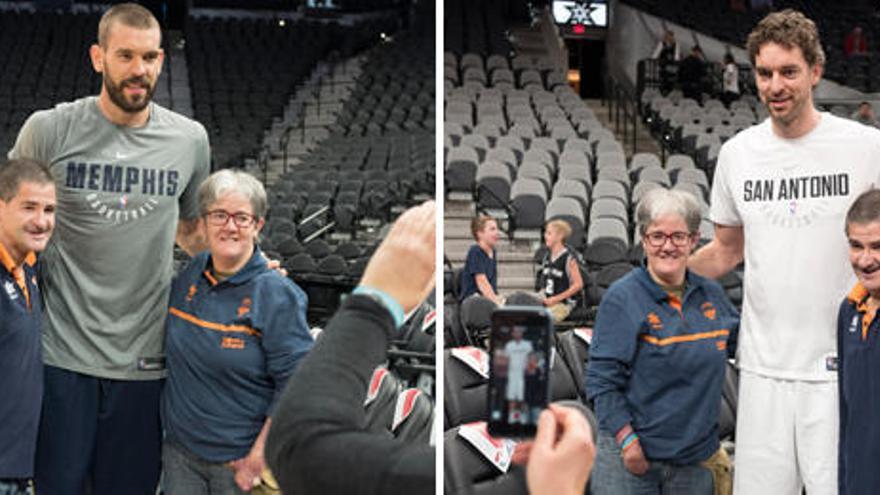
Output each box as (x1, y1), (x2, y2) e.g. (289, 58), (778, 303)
(838, 189), (880, 494)
(0, 159), (56, 495)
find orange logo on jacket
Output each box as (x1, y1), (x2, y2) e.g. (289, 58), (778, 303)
(186, 284), (197, 302)
(701, 302), (717, 320)
(647, 312), (663, 330)
(716, 340), (727, 351)
(221, 337), (245, 349)
(237, 297), (252, 317)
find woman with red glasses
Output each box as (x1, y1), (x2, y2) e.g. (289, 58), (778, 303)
(161, 169), (313, 494)
(587, 188), (739, 494)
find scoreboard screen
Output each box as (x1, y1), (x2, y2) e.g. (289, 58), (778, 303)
(552, 0), (608, 30)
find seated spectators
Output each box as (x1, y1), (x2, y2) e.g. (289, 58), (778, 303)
(459, 215), (504, 305)
(721, 53), (740, 107)
(536, 220), (584, 323)
(587, 189), (739, 494)
(161, 169), (314, 493)
(851, 101), (879, 128)
(679, 46), (707, 103)
(653, 31), (680, 94)
(845, 26), (868, 56)
(265, 202), (596, 495)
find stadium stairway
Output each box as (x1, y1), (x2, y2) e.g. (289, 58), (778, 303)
(444, 96), (662, 297)
(254, 56), (365, 184)
(586, 98), (662, 159)
(507, 7), (662, 161)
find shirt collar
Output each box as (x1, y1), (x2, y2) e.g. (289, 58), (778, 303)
(200, 247), (266, 287)
(635, 264), (701, 303)
(848, 282), (871, 311)
(0, 243), (34, 275)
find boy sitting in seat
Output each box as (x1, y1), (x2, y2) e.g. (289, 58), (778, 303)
(537, 220), (584, 323)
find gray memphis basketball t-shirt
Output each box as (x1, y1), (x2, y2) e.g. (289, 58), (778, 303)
(9, 97), (210, 380)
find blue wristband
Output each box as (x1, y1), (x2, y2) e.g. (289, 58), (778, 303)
(621, 433), (639, 451)
(352, 285), (405, 329)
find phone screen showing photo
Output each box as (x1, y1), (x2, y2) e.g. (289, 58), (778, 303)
(488, 308), (552, 437)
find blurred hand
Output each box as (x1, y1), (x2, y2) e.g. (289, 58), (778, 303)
(525, 404), (595, 495)
(359, 201), (435, 313)
(228, 451), (265, 491)
(542, 296), (556, 307)
(622, 439), (650, 476)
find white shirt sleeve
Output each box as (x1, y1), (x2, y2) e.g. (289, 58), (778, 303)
(709, 142), (743, 226)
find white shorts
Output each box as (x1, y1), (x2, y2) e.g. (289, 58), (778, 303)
(506, 376), (525, 402)
(733, 370), (838, 495)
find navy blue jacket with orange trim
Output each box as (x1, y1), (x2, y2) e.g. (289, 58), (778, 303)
(0, 249), (41, 478)
(586, 267), (739, 464)
(837, 283), (880, 494)
(162, 248), (313, 463)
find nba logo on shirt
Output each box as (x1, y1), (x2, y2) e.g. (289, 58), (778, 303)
(826, 356), (839, 371)
(3, 281), (17, 301)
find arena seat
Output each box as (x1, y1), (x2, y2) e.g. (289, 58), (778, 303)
(392, 388), (434, 444)
(444, 347), (490, 429)
(510, 179), (548, 232)
(363, 366), (402, 435)
(556, 330), (593, 403)
(444, 423), (527, 495)
(459, 296), (496, 345)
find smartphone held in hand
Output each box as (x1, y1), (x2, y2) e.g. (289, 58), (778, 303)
(487, 307), (553, 438)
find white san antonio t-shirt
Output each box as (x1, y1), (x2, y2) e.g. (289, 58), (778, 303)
(711, 112), (880, 381)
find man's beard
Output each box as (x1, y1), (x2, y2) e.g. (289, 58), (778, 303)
(104, 74), (155, 113)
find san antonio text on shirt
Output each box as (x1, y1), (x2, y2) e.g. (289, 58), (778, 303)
(64, 161), (180, 197)
(743, 173), (850, 202)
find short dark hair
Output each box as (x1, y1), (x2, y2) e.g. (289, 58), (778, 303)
(470, 215), (496, 240)
(0, 158), (54, 202)
(746, 9), (825, 68)
(98, 3), (160, 48)
(846, 189), (880, 232)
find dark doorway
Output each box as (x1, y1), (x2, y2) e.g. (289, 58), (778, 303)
(567, 37), (606, 98)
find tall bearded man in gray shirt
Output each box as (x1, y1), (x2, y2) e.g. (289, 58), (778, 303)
(9, 4), (209, 494)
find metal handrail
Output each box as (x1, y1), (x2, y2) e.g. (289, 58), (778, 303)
(302, 221), (337, 244)
(605, 73), (639, 157)
(257, 144), (270, 184)
(475, 183), (518, 239)
(299, 205), (331, 226)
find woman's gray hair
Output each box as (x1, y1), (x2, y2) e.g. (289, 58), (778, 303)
(636, 188), (702, 236)
(197, 169), (268, 219)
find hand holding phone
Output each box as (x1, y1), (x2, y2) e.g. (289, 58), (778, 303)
(526, 404), (595, 495)
(488, 307), (552, 437)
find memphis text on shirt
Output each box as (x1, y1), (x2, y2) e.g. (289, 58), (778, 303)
(65, 162), (180, 197)
(64, 162), (180, 224)
(743, 173), (849, 202)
